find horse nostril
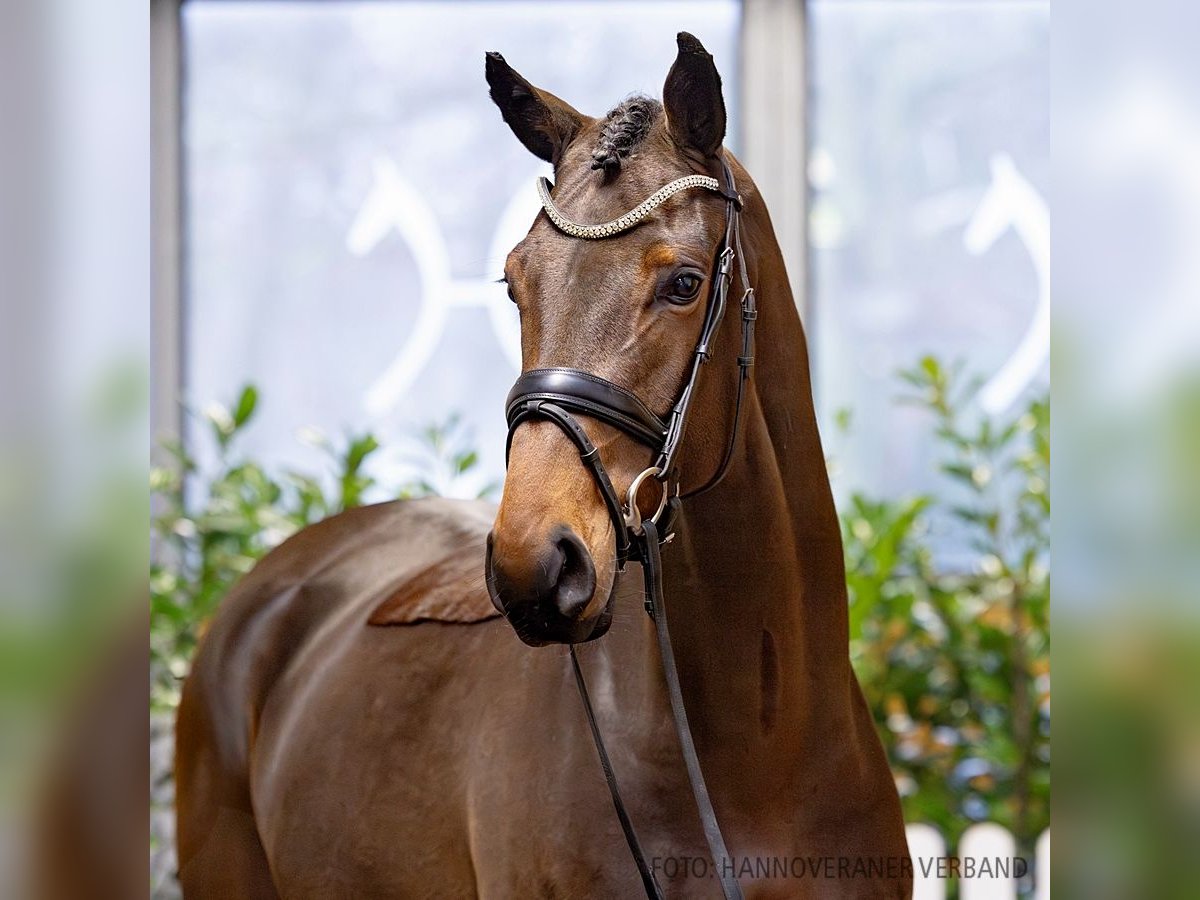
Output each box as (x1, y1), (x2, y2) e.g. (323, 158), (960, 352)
(549, 525), (596, 620)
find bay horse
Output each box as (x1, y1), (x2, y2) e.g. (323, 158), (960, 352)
(175, 34), (911, 899)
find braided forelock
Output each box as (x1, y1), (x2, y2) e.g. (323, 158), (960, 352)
(590, 95), (663, 174)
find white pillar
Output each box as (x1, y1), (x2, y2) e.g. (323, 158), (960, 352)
(739, 0), (808, 319)
(151, 0), (183, 449)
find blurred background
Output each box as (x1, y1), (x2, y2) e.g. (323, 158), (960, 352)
(149, 2), (1051, 897)
(164, 0), (1050, 518)
(2, 0), (1198, 897)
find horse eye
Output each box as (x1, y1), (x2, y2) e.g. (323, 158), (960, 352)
(503, 281), (516, 304)
(669, 273), (703, 303)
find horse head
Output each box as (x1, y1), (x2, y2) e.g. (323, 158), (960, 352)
(483, 34), (744, 645)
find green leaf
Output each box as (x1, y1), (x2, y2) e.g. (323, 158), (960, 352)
(834, 407), (853, 434)
(454, 450), (478, 474)
(940, 462), (976, 484)
(233, 384), (259, 427)
(346, 434), (380, 472)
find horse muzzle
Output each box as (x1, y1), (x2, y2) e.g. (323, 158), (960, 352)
(485, 526), (614, 646)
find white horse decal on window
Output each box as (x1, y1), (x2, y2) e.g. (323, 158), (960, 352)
(964, 153), (1050, 414)
(345, 155), (530, 416)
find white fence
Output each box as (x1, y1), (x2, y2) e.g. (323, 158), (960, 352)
(907, 824), (1050, 900)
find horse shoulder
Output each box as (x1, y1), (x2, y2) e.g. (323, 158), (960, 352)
(177, 497), (497, 784)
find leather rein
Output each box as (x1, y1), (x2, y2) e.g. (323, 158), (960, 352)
(503, 157), (755, 900)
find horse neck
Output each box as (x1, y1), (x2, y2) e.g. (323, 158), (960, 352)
(654, 196), (855, 782)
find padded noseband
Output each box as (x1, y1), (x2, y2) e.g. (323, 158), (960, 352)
(505, 368), (667, 450)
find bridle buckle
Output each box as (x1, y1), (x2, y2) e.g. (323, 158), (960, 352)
(717, 245), (735, 278)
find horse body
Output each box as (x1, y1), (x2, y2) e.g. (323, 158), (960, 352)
(177, 34), (910, 898)
(178, 496), (905, 898)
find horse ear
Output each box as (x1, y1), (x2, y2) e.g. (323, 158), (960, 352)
(662, 32), (727, 160)
(485, 52), (586, 165)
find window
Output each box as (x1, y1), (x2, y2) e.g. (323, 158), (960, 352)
(182, 0), (740, 494)
(809, 0), (1050, 505)
(173, 0), (1050, 509)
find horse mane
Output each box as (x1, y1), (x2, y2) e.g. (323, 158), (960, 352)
(590, 95), (663, 174)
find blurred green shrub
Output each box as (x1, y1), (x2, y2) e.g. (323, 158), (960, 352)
(841, 357), (1050, 850)
(149, 387), (487, 712)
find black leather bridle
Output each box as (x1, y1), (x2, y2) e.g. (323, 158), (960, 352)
(503, 157), (755, 900)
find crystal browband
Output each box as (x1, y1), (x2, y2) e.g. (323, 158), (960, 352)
(536, 174), (722, 240)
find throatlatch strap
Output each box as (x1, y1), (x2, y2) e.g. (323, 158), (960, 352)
(682, 200), (756, 500)
(569, 647), (666, 900)
(643, 520), (745, 900)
